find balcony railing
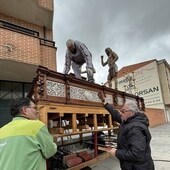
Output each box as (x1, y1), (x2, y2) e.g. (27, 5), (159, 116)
(40, 38), (55, 47)
(0, 20), (56, 48)
(0, 19), (39, 37)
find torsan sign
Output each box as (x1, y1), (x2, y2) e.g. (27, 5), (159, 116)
(118, 61), (163, 106)
(135, 86), (159, 96)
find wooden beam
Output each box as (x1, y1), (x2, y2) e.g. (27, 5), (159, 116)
(39, 106), (48, 125)
(72, 113), (77, 133)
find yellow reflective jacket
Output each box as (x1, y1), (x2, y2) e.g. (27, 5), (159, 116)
(0, 117), (57, 170)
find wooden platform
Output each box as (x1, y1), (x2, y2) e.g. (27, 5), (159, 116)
(28, 66), (145, 169)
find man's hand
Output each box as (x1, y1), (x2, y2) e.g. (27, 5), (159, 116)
(98, 146), (117, 156)
(98, 91), (106, 102)
(107, 148), (117, 156)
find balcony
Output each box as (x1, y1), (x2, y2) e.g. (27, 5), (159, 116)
(0, 0), (53, 29)
(0, 20), (56, 82)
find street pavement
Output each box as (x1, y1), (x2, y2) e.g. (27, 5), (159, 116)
(90, 123), (170, 170)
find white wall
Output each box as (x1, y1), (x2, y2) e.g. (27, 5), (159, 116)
(118, 61), (164, 109)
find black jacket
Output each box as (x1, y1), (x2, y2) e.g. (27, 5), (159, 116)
(105, 104), (155, 170)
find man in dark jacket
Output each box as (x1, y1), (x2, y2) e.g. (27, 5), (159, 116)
(99, 92), (155, 170)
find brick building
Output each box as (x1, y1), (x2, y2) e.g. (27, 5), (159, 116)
(0, 0), (57, 127)
(115, 59), (170, 127)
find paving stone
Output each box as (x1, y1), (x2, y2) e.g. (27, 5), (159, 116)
(90, 123), (170, 170)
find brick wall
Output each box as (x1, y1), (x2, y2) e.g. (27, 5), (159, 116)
(0, 13), (52, 40)
(0, 28), (41, 65)
(145, 108), (166, 127)
(0, 27), (57, 70)
(40, 45), (56, 70)
(0, 12), (57, 71)
(37, 0), (53, 11)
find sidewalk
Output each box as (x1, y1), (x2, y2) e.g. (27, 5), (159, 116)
(90, 123), (170, 170)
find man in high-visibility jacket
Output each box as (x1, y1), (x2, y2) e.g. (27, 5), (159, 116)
(0, 97), (57, 170)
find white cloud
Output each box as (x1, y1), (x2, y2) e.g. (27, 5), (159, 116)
(53, 0), (170, 84)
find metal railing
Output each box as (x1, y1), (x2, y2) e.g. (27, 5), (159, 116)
(0, 19), (39, 37)
(40, 38), (55, 47)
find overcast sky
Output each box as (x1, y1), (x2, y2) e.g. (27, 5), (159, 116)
(53, 0), (170, 85)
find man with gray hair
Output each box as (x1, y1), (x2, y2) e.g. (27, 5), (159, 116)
(98, 91), (155, 170)
(63, 39), (95, 83)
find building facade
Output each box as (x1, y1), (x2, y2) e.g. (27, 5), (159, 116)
(117, 59), (170, 126)
(0, 0), (57, 127)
